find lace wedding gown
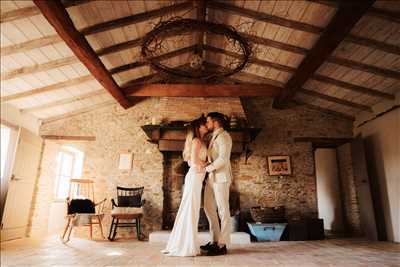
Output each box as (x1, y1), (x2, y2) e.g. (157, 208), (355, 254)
(162, 140), (207, 257)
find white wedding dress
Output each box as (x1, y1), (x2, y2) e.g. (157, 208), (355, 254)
(162, 140), (207, 257)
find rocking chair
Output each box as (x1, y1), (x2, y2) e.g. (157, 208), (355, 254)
(108, 186), (145, 241)
(61, 178), (106, 243)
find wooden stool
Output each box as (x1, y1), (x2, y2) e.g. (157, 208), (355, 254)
(108, 213), (143, 241)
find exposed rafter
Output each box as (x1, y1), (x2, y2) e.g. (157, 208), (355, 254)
(1, 75), (94, 102)
(311, 74), (395, 100)
(0, 1), (90, 24)
(368, 7), (400, 23)
(21, 90), (107, 113)
(240, 32), (308, 55)
(80, 2), (193, 35)
(273, 0), (375, 108)
(124, 84), (281, 97)
(309, 0), (400, 23)
(204, 45), (296, 73)
(327, 57), (400, 80)
(196, 0), (207, 55)
(207, 1), (322, 34)
(120, 73), (164, 88)
(298, 88), (373, 112)
(97, 37), (142, 57)
(41, 135), (96, 141)
(109, 45), (196, 75)
(34, 0), (132, 109)
(204, 61), (285, 87)
(207, 1), (398, 57)
(0, 35), (62, 57)
(1, 56), (77, 81)
(0, 6), (41, 23)
(345, 35), (400, 56)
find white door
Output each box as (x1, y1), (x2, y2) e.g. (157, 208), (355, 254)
(1, 128), (42, 241)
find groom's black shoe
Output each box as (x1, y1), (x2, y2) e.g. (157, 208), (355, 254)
(205, 245), (227, 256)
(200, 242), (218, 251)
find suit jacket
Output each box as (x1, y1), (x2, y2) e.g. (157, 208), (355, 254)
(205, 128), (233, 183)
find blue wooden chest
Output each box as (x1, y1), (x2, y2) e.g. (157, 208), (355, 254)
(247, 222), (287, 241)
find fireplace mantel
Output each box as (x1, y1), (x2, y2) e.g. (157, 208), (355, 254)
(141, 124), (261, 154)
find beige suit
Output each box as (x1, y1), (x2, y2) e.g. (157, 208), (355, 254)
(204, 128), (232, 246)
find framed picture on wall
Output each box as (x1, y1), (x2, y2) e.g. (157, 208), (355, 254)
(267, 156), (291, 175)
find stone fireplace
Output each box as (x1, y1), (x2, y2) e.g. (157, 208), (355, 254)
(141, 124), (260, 230)
(161, 152), (211, 230)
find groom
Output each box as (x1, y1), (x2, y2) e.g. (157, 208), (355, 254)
(201, 112), (233, 256)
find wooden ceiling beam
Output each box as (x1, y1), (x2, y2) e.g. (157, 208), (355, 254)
(0, 1), (90, 24)
(109, 45), (196, 75)
(1, 75), (94, 102)
(201, 45), (394, 101)
(309, 0), (400, 22)
(61, 0), (92, 8)
(345, 35), (400, 56)
(327, 56), (400, 80)
(207, 1), (322, 34)
(312, 74), (395, 100)
(81, 1), (193, 36)
(298, 88), (372, 111)
(97, 37), (142, 56)
(204, 45), (296, 73)
(196, 0), (207, 55)
(273, 1), (375, 108)
(0, 34), (62, 57)
(21, 89), (107, 113)
(368, 7), (400, 23)
(41, 135), (96, 141)
(120, 73), (164, 88)
(240, 32), (308, 55)
(295, 99), (355, 121)
(208, 1), (396, 57)
(0, 6), (41, 23)
(124, 83), (281, 97)
(34, 0), (132, 109)
(204, 61), (285, 87)
(1, 56), (78, 81)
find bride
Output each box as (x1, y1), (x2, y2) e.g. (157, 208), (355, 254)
(162, 116), (208, 257)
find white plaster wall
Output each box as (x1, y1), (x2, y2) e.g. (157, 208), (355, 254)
(1, 103), (41, 135)
(354, 108), (400, 243)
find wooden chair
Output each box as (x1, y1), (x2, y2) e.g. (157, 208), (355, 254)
(61, 179), (106, 243)
(108, 186), (145, 241)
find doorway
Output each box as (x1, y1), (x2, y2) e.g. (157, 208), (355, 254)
(315, 148), (344, 236)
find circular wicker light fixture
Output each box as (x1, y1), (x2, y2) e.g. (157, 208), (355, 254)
(141, 18), (252, 82)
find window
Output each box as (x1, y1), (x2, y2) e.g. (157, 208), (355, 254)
(54, 146), (84, 200)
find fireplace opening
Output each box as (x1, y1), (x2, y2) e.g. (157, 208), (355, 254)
(162, 151), (209, 230)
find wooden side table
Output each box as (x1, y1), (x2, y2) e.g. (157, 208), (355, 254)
(108, 213), (143, 241)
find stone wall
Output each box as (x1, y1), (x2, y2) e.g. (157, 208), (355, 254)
(35, 97), (245, 238)
(238, 97), (354, 219)
(33, 96), (355, 238)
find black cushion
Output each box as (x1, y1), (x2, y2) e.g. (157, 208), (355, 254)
(118, 195), (142, 207)
(68, 199), (95, 214)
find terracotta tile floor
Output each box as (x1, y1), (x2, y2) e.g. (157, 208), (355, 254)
(1, 236), (399, 267)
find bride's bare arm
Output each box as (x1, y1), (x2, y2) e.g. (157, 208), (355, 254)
(191, 138), (206, 171)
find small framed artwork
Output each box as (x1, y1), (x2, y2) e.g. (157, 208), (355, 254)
(118, 151), (133, 170)
(267, 156), (291, 175)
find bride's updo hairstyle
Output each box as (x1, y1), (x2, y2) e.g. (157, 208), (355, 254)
(182, 115), (207, 162)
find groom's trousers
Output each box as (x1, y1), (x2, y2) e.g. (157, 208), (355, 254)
(203, 178), (231, 246)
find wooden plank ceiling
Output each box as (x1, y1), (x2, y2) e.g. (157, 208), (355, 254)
(1, 0), (399, 123)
